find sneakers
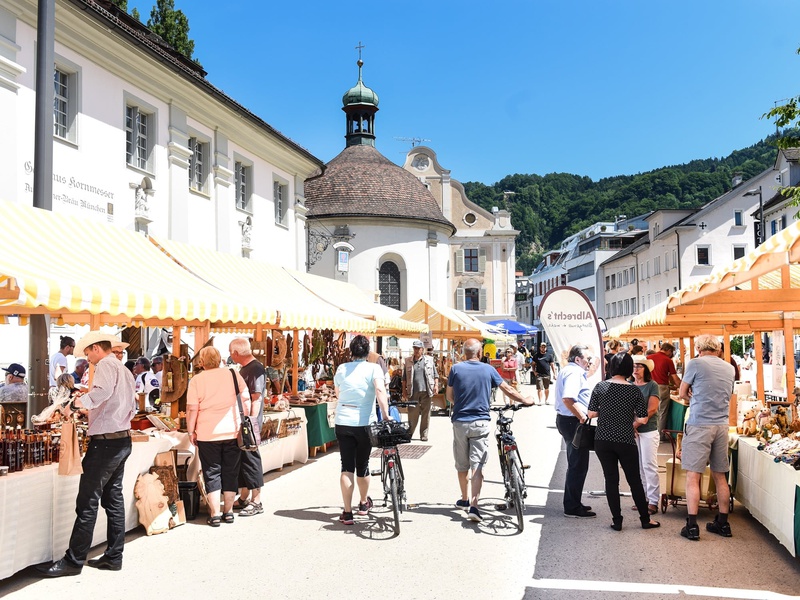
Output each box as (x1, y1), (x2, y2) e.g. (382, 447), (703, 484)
(564, 508), (596, 518)
(239, 502), (263, 517)
(680, 521), (700, 541)
(467, 506), (483, 522)
(706, 517), (732, 537)
(357, 497), (374, 516)
(339, 511), (354, 525)
(455, 499), (470, 509)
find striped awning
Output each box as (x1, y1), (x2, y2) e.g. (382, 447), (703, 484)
(283, 269), (428, 334)
(149, 236), (377, 332)
(401, 299), (489, 339)
(0, 201), (269, 326)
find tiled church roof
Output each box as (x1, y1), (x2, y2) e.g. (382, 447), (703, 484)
(305, 145), (455, 233)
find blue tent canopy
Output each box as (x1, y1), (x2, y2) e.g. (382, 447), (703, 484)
(486, 319), (538, 335)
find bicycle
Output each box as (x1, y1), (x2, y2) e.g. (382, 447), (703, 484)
(490, 403), (531, 531)
(368, 400), (416, 534)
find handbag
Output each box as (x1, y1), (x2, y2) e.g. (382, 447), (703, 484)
(571, 417), (596, 450)
(231, 369), (260, 452)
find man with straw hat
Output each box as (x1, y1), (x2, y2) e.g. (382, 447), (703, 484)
(37, 331), (135, 577)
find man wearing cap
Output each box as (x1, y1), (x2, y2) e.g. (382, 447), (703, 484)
(532, 343), (557, 405)
(651, 342), (682, 441)
(38, 331), (135, 577)
(402, 340), (438, 442)
(0, 363), (28, 403)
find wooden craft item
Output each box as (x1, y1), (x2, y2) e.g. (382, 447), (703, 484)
(161, 354), (188, 404)
(134, 472), (173, 535)
(149, 465), (179, 505)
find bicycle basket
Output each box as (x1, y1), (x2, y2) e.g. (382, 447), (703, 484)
(368, 421), (412, 447)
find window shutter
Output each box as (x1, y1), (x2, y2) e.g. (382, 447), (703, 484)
(478, 248), (487, 273)
(455, 250), (464, 274)
(456, 288), (465, 310)
(479, 288), (487, 311)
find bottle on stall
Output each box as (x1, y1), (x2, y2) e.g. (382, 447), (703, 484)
(51, 433), (60, 464)
(39, 433), (46, 466)
(15, 427), (24, 472)
(6, 427), (17, 473)
(43, 433), (51, 466)
(23, 430), (32, 469)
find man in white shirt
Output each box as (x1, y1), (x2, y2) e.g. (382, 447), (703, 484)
(49, 335), (75, 387)
(133, 357), (159, 409)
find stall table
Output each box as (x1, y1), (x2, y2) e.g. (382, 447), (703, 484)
(149, 408), (309, 481)
(736, 436), (800, 558)
(0, 436), (171, 580)
(292, 402), (336, 457)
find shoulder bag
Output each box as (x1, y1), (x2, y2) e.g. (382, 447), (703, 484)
(231, 369), (260, 451)
(571, 416), (596, 450)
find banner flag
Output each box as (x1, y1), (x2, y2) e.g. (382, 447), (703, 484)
(539, 286), (605, 385)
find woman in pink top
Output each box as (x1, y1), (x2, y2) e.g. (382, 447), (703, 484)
(500, 347), (518, 402)
(187, 346), (250, 527)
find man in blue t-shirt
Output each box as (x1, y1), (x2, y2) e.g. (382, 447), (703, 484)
(446, 338), (534, 524)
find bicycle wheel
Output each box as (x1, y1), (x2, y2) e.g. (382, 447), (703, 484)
(509, 454), (525, 531)
(389, 464), (401, 533)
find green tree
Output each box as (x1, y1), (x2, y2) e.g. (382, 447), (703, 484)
(110, 0), (127, 9)
(146, 0), (197, 62)
(765, 49), (800, 214)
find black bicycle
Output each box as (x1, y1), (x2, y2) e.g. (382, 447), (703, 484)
(490, 403), (530, 531)
(368, 401), (415, 534)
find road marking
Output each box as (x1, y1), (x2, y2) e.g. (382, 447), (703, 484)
(528, 578), (796, 599)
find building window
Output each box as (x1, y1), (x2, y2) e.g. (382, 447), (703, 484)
(654, 256), (661, 275)
(53, 65), (78, 142)
(631, 297), (637, 313)
(605, 303), (610, 317)
(188, 137), (208, 193)
(734, 210), (743, 227)
(616, 272), (622, 287)
(629, 266), (635, 283)
(465, 288), (480, 311)
(235, 161), (252, 212)
(624, 299), (629, 315)
(379, 261), (401, 311)
(771, 220), (778, 236)
(655, 291), (661, 304)
(781, 215), (788, 230)
(125, 106), (151, 171)
(605, 276), (610, 291)
(274, 180), (289, 225)
(697, 246), (710, 265)
(464, 248), (479, 272)
(664, 252), (669, 271)
(733, 245), (746, 260)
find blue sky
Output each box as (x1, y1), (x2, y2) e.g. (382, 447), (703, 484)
(130, 0), (800, 185)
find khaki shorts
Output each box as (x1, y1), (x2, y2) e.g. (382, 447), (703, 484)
(535, 375), (551, 391)
(681, 424), (729, 473)
(452, 420), (490, 472)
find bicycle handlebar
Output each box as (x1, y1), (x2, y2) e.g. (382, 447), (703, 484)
(489, 403), (530, 413)
(389, 400), (419, 408)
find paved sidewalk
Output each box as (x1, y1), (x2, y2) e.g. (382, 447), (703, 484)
(3, 382), (799, 599)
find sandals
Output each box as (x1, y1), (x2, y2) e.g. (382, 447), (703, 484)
(233, 498), (249, 511)
(222, 512), (234, 524)
(641, 520), (661, 529)
(631, 504), (660, 515)
(207, 515), (221, 527)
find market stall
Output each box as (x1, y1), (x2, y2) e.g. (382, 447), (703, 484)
(604, 220), (800, 558)
(0, 436), (171, 580)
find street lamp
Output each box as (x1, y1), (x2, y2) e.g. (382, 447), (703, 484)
(744, 186), (763, 246)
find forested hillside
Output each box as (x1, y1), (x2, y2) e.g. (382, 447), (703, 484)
(463, 135), (782, 274)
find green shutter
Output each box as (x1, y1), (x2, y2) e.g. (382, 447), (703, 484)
(456, 288), (465, 310)
(478, 248), (486, 273)
(455, 250), (464, 274)
(479, 288), (488, 312)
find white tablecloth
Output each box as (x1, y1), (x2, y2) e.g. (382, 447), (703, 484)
(0, 436), (171, 580)
(736, 436), (800, 557)
(148, 408), (308, 482)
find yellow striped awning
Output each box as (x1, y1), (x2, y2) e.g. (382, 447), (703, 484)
(401, 299), (487, 339)
(283, 269), (428, 334)
(0, 200), (269, 326)
(149, 236), (377, 333)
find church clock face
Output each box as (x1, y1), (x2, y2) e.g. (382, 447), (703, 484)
(412, 154), (429, 171)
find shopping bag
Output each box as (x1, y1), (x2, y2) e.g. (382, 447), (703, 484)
(58, 420), (84, 476)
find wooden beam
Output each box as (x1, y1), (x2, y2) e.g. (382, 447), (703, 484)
(172, 326), (181, 357)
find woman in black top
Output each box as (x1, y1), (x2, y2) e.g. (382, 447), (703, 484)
(588, 352), (660, 531)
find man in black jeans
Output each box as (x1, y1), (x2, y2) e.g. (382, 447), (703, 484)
(37, 332), (136, 577)
(553, 344), (599, 518)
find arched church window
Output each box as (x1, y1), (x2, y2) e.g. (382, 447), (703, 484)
(379, 261), (401, 310)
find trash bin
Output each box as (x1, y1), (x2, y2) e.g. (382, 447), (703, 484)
(178, 481), (200, 521)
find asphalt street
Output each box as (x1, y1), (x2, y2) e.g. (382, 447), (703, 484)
(2, 382), (799, 599)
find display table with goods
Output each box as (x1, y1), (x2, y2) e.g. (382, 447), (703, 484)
(0, 435), (171, 580)
(149, 407), (308, 482)
(288, 390), (337, 456)
(736, 435), (800, 558)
